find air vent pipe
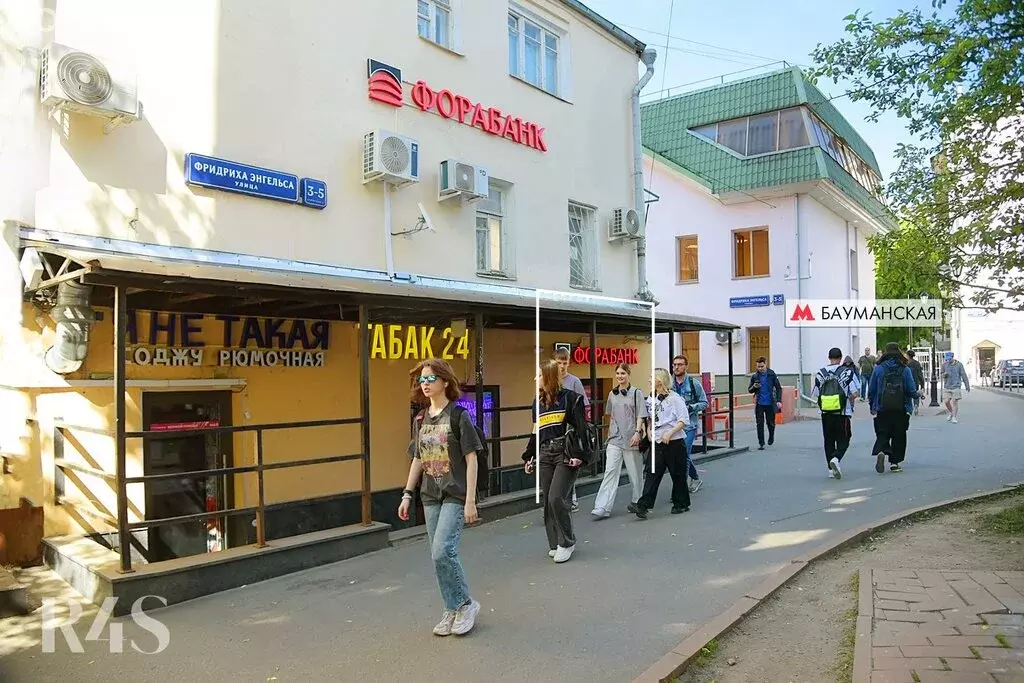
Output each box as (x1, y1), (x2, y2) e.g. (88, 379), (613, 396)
(632, 48), (657, 301)
(43, 281), (96, 374)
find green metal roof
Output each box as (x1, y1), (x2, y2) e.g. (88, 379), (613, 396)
(641, 66), (894, 228)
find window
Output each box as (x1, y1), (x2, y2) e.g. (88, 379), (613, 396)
(778, 107), (809, 149)
(693, 124), (716, 141)
(476, 183), (511, 277)
(718, 118), (748, 155)
(850, 248), (859, 292)
(734, 227), (769, 278)
(508, 10), (559, 95)
(418, 0), (452, 49)
(747, 112), (778, 156)
(682, 332), (701, 373)
(568, 202), (599, 290)
(676, 235), (698, 282)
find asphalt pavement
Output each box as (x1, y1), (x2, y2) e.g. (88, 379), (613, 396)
(3, 389), (1022, 683)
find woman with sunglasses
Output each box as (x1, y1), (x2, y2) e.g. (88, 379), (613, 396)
(592, 363), (647, 518)
(522, 359), (590, 563)
(398, 358), (484, 637)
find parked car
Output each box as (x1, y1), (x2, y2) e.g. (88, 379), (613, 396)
(992, 359), (1024, 387)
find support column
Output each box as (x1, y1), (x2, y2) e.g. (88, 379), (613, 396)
(727, 330), (735, 449)
(589, 320), (599, 475)
(359, 305), (372, 525)
(474, 312), (488, 495)
(113, 284), (132, 573)
(668, 326), (676, 362)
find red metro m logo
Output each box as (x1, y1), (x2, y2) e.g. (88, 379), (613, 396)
(790, 304), (815, 322)
(367, 59), (403, 108)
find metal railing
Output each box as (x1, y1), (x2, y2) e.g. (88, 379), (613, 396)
(992, 374), (1024, 392)
(54, 416), (367, 573)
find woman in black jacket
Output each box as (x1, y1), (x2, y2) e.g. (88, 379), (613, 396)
(523, 359), (591, 564)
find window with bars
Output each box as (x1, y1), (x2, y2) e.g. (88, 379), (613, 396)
(475, 183), (513, 278)
(418, 0), (452, 50)
(568, 202), (599, 290)
(508, 9), (560, 96)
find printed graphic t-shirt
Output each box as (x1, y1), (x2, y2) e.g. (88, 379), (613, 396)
(408, 403), (484, 505)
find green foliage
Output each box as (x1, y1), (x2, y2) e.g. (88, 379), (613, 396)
(870, 220), (946, 346)
(810, 0), (1024, 311)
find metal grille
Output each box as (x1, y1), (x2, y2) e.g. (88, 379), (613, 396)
(568, 202), (599, 290)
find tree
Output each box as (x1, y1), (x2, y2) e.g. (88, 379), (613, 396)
(810, 0), (1024, 311)
(871, 221), (946, 346)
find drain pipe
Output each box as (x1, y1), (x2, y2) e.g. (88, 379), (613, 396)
(632, 48), (658, 301)
(795, 194), (815, 411)
(44, 281), (96, 374)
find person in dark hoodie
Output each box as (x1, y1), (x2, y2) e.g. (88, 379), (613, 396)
(868, 342), (919, 473)
(905, 350), (926, 416)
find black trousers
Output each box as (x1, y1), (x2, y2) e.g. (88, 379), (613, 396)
(872, 410), (910, 464)
(755, 404), (776, 446)
(539, 444), (579, 550)
(638, 438), (690, 510)
(821, 413), (852, 465)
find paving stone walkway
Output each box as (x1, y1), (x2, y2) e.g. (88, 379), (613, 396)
(856, 569), (1024, 683)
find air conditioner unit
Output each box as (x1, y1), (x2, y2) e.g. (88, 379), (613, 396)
(438, 159), (488, 201)
(39, 43), (140, 121)
(608, 207), (642, 242)
(363, 129), (420, 186)
(715, 330), (743, 345)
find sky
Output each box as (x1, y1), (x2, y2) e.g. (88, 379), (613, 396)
(584, 0), (942, 181)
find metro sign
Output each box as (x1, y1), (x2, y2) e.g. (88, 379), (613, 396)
(366, 58), (548, 152)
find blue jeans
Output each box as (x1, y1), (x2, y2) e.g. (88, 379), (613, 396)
(684, 427), (699, 480)
(422, 501), (471, 611)
(861, 373), (872, 400)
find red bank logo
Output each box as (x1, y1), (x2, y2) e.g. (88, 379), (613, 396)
(367, 59), (403, 108)
(790, 304), (815, 322)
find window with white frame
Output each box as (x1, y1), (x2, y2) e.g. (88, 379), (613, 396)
(568, 202), (599, 290)
(508, 10), (560, 96)
(475, 183), (512, 277)
(418, 0), (453, 50)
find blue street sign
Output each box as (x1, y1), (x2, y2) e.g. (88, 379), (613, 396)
(185, 153), (300, 203)
(729, 295), (771, 308)
(301, 178), (328, 209)
(772, 294), (785, 306)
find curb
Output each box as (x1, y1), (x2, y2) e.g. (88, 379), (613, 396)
(978, 386), (1024, 400)
(852, 568), (873, 683)
(631, 481), (1024, 683)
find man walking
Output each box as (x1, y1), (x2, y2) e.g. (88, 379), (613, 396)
(869, 343), (919, 472)
(940, 351), (970, 423)
(671, 355), (707, 493)
(554, 348), (589, 510)
(810, 347), (860, 480)
(906, 350), (926, 416)
(747, 356), (782, 450)
(857, 347), (876, 402)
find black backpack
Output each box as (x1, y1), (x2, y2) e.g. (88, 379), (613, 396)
(564, 392), (599, 463)
(818, 368), (847, 413)
(415, 405), (490, 495)
(880, 365), (907, 412)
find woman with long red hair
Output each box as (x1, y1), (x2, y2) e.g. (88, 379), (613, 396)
(522, 359), (591, 563)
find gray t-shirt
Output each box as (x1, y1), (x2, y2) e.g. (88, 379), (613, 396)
(408, 403), (484, 505)
(606, 386), (648, 449)
(562, 373), (590, 406)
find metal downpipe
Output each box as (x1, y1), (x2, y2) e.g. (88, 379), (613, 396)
(632, 48), (657, 301)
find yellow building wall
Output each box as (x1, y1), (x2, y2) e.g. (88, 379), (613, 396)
(2, 303), (652, 538)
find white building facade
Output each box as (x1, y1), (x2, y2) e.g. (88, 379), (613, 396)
(640, 68), (894, 397)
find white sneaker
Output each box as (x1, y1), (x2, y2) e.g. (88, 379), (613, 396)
(451, 599), (480, 636)
(433, 610), (457, 636)
(951, 417), (958, 424)
(829, 458), (842, 480)
(947, 413), (953, 421)
(548, 549), (556, 558)
(590, 508), (610, 518)
(553, 545), (575, 563)
(827, 469), (835, 478)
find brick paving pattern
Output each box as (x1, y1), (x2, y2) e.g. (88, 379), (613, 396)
(856, 569), (1024, 683)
